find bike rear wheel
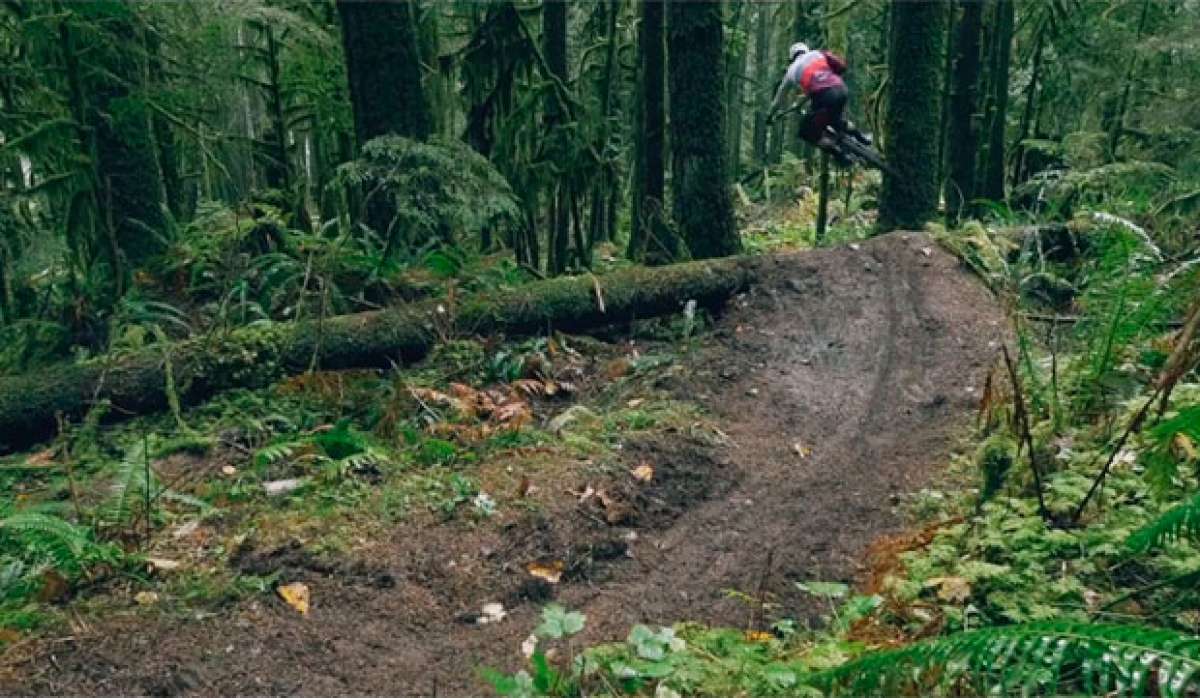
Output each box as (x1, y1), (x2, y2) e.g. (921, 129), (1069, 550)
(839, 137), (893, 175)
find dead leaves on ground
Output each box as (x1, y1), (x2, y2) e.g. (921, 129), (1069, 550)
(277, 582), (311, 615)
(526, 560), (565, 584)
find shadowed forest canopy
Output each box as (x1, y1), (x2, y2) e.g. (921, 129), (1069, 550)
(1, 1), (1199, 696)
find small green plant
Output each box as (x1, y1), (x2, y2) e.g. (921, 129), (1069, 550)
(483, 604), (587, 697)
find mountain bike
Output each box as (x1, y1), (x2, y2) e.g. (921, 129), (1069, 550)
(771, 103), (895, 176)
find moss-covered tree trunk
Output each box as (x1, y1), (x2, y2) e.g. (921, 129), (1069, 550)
(0, 258), (756, 453)
(75, 1), (168, 271)
(337, 0), (431, 147)
(667, 0), (739, 259)
(979, 0), (1013, 200)
(628, 0), (666, 262)
(878, 0), (948, 232)
(945, 0), (984, 224)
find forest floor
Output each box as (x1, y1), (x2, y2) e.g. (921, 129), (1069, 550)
(1, 232), (1004, 696)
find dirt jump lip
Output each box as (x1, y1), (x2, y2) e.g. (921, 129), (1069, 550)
(2, 232), (1005, 696)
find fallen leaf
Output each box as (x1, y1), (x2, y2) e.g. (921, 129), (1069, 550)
(147, 558), (183, 573)
(277, 582), (311, 615)
(24, 448), (56, 467)
(516, 477), (537, 498)
(603, 358), (631, 379)
(172, 520), (201, 539)
(1176, 434), (1198, 461)
(221, 465), (237, 477)
(479, 602), (507, 625)
(631, 463), (654, 482)
(493, 401), (531, 426)
(792, 442), (812, 459)
(626, 398), (645, 408)
(512, 379), (546, 396)
(263, 478), (306, 497)
(926, 576), (971, 603)
(0, 628), (21, 644)
(744, 630), (773, 643)
(526, 560), (565, 584)
(521, 633), (538, 658)
(134, 591), (160, 606)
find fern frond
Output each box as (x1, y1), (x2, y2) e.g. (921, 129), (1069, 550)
(98, 442), (154, 528)
(818, 622), (1200, 697)
(1128, 492), (1200, 553)
(0, 512), (92, 573)
(253, 442), (299, 469)
(1142, 406), (1200, 497)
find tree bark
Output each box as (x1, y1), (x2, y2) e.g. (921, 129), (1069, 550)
(337, 0), (432, 147)
(1011, 24), (1044, 186)
(73, 1), (169, 271)
(1107, 0), (1152, 160)
(725, 0), (749, 179)
(0, 258), (757, 453)
(878, 0), (948, 232)
(628, 0), (666, 262)
(668, 0), (739, 259)
(543, 0), (571, 275)
(945, 0), (984, 224)
(750, 2), (771, 164)
(979, 0), (1013, 201)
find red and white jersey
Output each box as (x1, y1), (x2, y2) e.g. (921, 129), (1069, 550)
(782, 49), (847, 95)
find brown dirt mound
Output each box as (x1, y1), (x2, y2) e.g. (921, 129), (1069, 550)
(1, 232), (1003, 697)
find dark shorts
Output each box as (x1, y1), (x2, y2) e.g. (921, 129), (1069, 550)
(799, 85), (849, 144)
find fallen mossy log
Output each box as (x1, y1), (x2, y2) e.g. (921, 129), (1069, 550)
(0, 258), (756, 453)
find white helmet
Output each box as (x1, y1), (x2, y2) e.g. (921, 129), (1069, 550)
(789, 42), (809, 62)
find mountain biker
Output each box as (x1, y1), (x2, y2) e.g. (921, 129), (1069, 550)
(766, 42), (867, 164)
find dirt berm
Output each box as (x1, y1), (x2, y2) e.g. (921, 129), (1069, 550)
(3, 232), (1003, 696)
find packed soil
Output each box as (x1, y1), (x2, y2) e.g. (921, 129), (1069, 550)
(2, 232), (1004, 696)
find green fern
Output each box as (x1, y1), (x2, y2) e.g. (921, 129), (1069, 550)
(1142, 406), (1200, 497)
(98, 442), (153, 529)
(1128, 491), (1200, 553)
(0, 512), (95, 576)
(817, 622), (1200, 697)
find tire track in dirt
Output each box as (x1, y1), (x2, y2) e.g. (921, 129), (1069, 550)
(2, 233), (1004, 696)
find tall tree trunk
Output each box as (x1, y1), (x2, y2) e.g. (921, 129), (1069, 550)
(146, 29), (182, 220)
(337, 0), (431, 147)
(1010, 24), (1044, 186)
(936, 1), (956, 188)
(76, 1), (168, 271)
(1108, 0), (1152, 160)
(590, 0), (620, 247)
(542, 0), (571, 274)
(767, 5), (788, 165)
(945, 0), (984, 224)
(628, 0), (665, 262)
(878, 0), (948, 232)
(979, 0), (1012, 200)
(668, 0), (739, 259)
(725, 0), (749, 178)
(261, 25), (292, 194)
(750, 3), (770, 164)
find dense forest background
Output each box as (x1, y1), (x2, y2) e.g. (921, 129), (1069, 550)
(3, 0), (1196, 363)
(2, 1), (1200, 695)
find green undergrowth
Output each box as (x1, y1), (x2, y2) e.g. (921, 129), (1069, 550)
(490, 212), (1200, 696)
(0, 315), (710, 644)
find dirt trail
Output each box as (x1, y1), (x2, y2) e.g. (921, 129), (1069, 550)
(3, 232), (1003, 697)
